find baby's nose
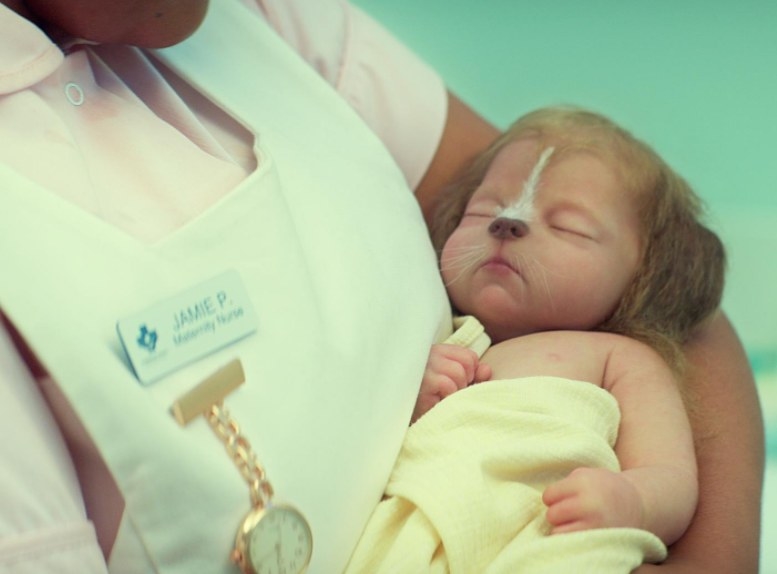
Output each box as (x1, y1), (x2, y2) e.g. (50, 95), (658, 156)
(488, 217), (529, 239)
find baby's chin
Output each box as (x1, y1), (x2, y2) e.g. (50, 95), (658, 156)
(460, 293), (534, 343)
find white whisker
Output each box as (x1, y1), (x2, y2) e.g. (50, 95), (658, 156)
(518, 253), (557, 313)
(439, 244), (486, 266)
(441, 244), (487, 287)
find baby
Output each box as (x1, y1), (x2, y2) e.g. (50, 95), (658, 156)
(347, 106), (724, 573)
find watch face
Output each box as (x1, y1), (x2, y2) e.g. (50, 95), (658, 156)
(246, 505), (313, 574)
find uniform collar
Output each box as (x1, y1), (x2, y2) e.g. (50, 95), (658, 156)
(0, 4), (63, 94)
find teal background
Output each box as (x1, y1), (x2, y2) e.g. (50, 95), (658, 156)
(352, 1), (777, 570)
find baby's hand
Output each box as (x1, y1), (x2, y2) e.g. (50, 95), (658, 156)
(412, 344), (491, 423)
(542, 467), (643, 534)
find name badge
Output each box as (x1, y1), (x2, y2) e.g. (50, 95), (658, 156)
(117, 270), (258, 384)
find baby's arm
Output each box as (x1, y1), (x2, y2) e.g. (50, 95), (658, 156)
(412, 343), (491, 423)
(543, 338), (697, 544)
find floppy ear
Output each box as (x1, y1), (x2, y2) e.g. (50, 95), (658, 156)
(638, 214), (726, 343)
(670, 218), (726, 337)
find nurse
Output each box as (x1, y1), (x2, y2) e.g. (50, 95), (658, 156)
(0, 1), (763, 573)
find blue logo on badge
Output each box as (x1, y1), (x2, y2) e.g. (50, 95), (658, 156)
(137, 324), (158, 352)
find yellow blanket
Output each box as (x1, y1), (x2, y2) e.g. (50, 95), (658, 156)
(345, 377), (667, 573)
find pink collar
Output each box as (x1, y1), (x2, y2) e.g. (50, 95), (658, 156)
(0, 5), (64, 94)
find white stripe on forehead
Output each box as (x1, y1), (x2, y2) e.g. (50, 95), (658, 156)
(495, 146), (555, 221)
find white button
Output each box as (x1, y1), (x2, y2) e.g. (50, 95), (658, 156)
(64, 82), (85, 106)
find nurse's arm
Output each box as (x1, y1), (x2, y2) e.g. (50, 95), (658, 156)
(634, 312), (764, 573)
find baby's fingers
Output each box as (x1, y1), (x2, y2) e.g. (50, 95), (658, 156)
(542, 476), (577, 507)
(544, 494), (585, 528)
(428, 344), (480, 388)
(474, 362), (492, 384)
(548, 520), (591, 536)
(542, 476), (593, 530)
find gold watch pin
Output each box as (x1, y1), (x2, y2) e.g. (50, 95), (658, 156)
(171, 358), (245, 425)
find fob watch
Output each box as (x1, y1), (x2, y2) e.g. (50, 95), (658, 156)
(232, 504), (313, 574)
(172, 359), (313, 574)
